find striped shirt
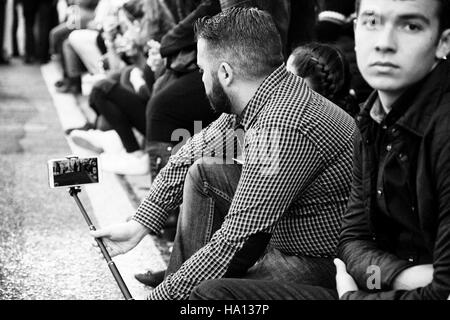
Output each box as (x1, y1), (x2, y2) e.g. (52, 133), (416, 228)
(133, 65), (356, 300)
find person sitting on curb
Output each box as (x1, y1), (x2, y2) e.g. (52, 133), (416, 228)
(190, 0), (450, 300)
(91, 7), (356, 300)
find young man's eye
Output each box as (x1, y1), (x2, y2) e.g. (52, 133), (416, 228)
(361, 16), (380, 29)
(403, 23), (423, 32)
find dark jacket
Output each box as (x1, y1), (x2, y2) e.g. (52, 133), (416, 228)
(159, 0), (221, 58)
(338, 60), (450, 300)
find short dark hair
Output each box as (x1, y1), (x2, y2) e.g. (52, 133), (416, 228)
(195, 7), (284, 80)
(355, 0), (450, 33)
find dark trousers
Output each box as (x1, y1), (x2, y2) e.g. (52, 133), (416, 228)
(166, 157), (337, 300)
(89, 80), (147, 153)
(22, 0), (53, 61)
(0, 0), (6, 60)
(12, 0), (18, 56)
(190, 279), (338, 300)
(145, 70), (219, 143)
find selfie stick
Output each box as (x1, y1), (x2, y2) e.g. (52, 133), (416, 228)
(68, 187), (133, 300)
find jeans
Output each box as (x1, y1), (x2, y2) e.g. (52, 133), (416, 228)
(165, 157), (337, 299)
(166, 157), (243, 275)
(190, 279), (338, 300)
(190, 246), (338, 300)
(189, 247), (338, 300)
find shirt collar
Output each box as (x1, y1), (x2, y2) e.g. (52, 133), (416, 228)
(358, 60), (450, 137)
(235, 64), (288, 131)
(369, 98), (386, 124)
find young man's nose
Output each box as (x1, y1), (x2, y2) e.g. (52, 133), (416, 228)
(375, 25), (397, 53)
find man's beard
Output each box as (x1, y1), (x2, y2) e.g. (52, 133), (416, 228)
(207, 75), (233, 114)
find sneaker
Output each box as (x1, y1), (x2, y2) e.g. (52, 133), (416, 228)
(70, 129), (125, 154)
(100, 151), (150, 175)
(54, 78), (67, 88)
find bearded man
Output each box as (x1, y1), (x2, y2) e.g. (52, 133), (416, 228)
(91, 7), (356, 300)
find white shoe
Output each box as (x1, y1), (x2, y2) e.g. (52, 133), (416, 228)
(70, 129), (125, 154)
(100, 151), (150, 175)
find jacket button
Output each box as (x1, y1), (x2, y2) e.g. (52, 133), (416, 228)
(408, 257), (415, 263)
(386, 144), (392, 152)
(377, 189), (383, 197)
(382, 125), (388, 130)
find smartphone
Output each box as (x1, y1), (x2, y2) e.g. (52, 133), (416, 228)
(48, 157), (100, 189)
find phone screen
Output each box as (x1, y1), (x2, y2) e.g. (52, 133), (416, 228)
(48, 157), (100, 188)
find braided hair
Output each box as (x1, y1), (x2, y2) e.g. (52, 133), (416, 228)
(287, 43), (359, 117)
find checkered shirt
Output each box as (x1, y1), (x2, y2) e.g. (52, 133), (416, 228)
(133, 65), (356, 300)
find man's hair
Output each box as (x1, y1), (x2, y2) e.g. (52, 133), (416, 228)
(355, 0), (450, 33)
(194, 7), (284, 80)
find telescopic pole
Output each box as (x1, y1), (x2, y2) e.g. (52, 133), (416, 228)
(69, 187), (133, 300)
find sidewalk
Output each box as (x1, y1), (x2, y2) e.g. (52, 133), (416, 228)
(40, 61), (171, 298)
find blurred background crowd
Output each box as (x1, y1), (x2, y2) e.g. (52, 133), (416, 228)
(0, 0), (371, 183)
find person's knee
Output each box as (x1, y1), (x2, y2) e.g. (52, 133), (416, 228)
(68, 30), (83, 49)
(185, 158), (223, 192)
(89, 83), (109, 108)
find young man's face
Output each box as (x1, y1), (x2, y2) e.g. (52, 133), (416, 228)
(355, 0), (443, 97)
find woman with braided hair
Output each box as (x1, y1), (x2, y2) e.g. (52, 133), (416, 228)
(287, 42), (360, 118)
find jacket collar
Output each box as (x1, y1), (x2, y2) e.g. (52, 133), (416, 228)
(358, 60), (450, 137)
(235, 65), (288, 131)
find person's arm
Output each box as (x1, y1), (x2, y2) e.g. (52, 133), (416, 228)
(132, 114), (237, 235)
(148, 125), (329, 300)
(337, 131), (414, 291)
(91, 115), (237, 256)
(159, 0), (221, 58)
(339, 130), (450, 300)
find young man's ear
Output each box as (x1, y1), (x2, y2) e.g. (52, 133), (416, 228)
(436, 29), (450, 59)
(217, 62), (234, 87)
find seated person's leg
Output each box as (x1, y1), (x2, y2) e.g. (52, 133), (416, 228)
(190, 279), (338, 300)
(166, 157), (242, 275)
(68, 29), (103, 75)
(244, 247), (336, 289)
(58, 39), (85, 94)
(50, 23), (72, 56)
(90, 82), (146, 153)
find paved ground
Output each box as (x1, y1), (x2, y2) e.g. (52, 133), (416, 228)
(0, 59), (169, 300)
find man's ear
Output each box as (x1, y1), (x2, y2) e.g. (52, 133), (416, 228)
(217, 62), (234, 87)
(436, 29), (450, 59)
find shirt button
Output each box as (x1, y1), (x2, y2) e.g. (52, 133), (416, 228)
(377, 189), (383, 197)
(386, 144), (392, 152)
(382, 125), (388, 130)
(408, 257), (415, 263)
